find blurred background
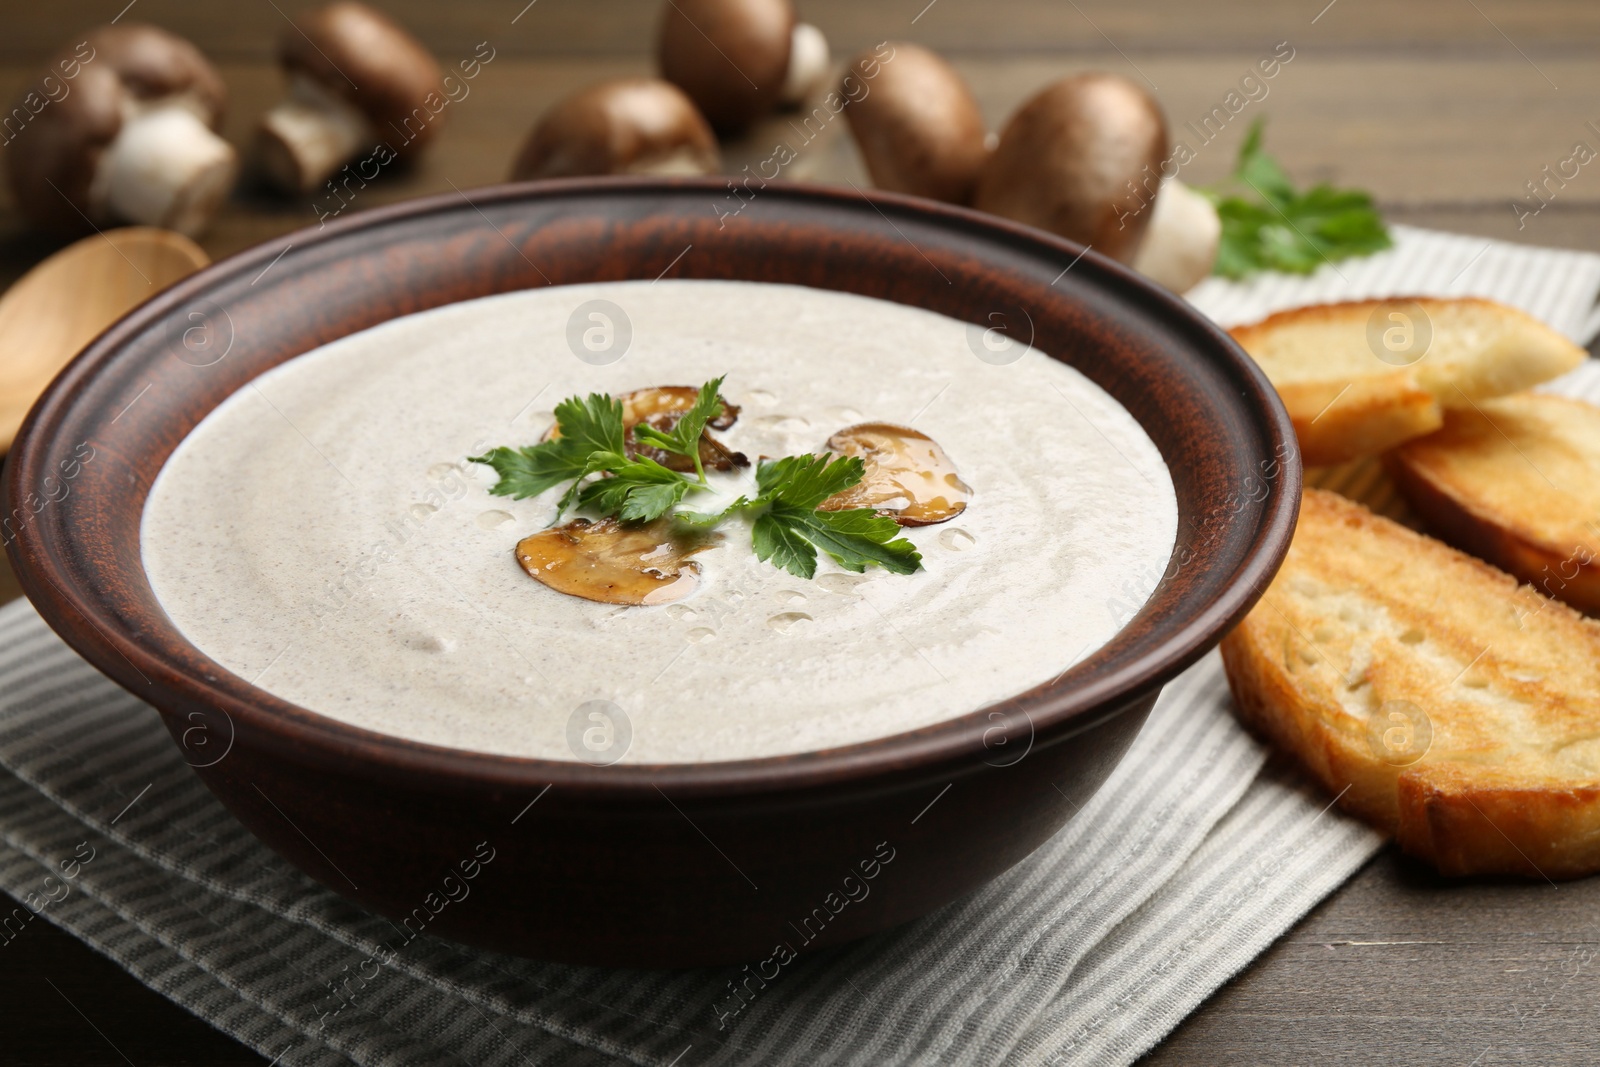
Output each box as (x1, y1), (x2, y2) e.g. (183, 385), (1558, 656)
(3, 2), (1600, 1062)
(3, 0), (1599, 290)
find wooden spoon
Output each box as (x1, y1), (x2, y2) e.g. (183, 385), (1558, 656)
(0, 227), (209, 451)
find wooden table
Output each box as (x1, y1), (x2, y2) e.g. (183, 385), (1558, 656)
(3, 2), (1599, 1062)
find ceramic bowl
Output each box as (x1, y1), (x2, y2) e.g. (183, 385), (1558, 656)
(3, 179), (1298, 966)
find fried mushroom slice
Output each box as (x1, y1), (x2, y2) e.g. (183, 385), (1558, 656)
(622, 385), (747, 472)
(818, 423), (972, 526)
(545, 385), (747, 472)
(515, 517), (716, 605)
(619, 385), (739, 430)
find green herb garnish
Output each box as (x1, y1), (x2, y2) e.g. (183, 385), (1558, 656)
(631, 375), (726, 483)
(696, 453), (922, 579)
(572, 452), (697, 522)
(469, 378), (923, 580)
(471, 391), (625, 502)
(1203, 120), (1392, 279)
(470, 391), (706, 523)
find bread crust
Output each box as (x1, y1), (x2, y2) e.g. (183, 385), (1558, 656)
(1388, 394), (1600, 615)
(1221, 488), (1600, 878)
(1229, 298), (1585, 467)
(1276, 376), (1441, 467)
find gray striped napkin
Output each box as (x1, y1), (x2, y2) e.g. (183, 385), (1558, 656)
(2, 224), (1596, 1066)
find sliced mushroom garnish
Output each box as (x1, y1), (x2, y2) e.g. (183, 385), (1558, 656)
(545, 385), (746, 472)
(818, 423), (972, 526)
(630, 405), (750, 473)
(618, 385), (740, 432)
(515, 517), (717, 605)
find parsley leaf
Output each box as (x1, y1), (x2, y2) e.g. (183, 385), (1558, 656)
(469, 391), (627, 502)
(469, 443), (591, 501)
(754, 453), (867, 509)
(470, 378), (926, 582)
(1204, 119), (1391, 280)
(576, 452), (699, 522)
(759, 502), (922, 578)
(1231, 120), (1295, 204)
(751, 508), (819, 578)
(675, 497), (753, 528)
(631, 375), (727, 483)
(553, 392), (626, 457)
(745, 454), (922, 579)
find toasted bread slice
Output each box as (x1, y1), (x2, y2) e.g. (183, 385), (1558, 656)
(1230, 298), (1585, 467)
(1221, 488), (1600, 878)
(1388, 393), (1600, 614)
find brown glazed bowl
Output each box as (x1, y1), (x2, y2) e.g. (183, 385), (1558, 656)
(3, 179), (1298, 967)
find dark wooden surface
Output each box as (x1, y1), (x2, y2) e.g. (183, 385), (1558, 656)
(3, 0), (1599, 1063)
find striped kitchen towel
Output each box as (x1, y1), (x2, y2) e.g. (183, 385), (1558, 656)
(0, 608), (1365, 1067)
(1187, 223), (1600, 344)
(2, 223), (1596, 1066)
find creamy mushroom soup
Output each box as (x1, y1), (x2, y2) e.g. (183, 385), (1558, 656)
(141, 280), (1177, 763)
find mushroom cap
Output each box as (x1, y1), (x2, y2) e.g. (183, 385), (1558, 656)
(509, 78), (720, 180)
(843, 42), (988, 205)
(972, 72), (1168, 264)
(658, 0), (794, 134)
(280, 1), (445, 152)
(5, 23), (227, 234)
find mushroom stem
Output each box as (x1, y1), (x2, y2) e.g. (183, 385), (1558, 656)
(1132, 179), (1222, 294)
(95, 100), (238, 238)
(257, 75), (375, 193)
(626, 150), (719, 176)
(779, 22), (830, 105)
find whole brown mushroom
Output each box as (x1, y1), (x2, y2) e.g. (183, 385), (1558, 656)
(973, 73), (1168, 264)
(510, 79), (720, 180)
(658, 0), (831, 134)
(842, 42), (988, 205)
(4, 24), (236, 237)
(256, 1), (444, 193)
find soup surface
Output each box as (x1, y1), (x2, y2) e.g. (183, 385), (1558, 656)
(142, 280), (1177, 763)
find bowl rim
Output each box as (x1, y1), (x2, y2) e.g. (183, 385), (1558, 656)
(3, 177), (1300, 797)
